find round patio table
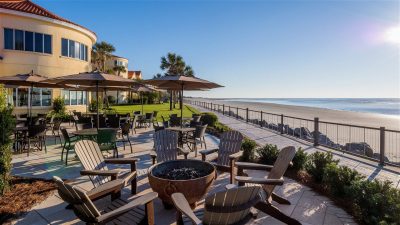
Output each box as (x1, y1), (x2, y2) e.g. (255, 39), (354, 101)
(72, 128), (98, 140)
(166, 127), (195, 147)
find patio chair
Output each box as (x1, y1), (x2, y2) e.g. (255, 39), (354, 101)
(144, 112), (154, 128)
(74, 139), (139, 195)
(133, 111), (141, 115)
(200, 130), (243, 184)
(97, 128), (119, 157)
(107, 114), (121, 129)
(150, 129), (190, 165)
(234, 146), (301, 225)
(192, 115), (201, 123)
(45, 114), (55, 130)
(131, 115), (139, 134)
(60, 127), (78, 165)
(172, 186), (262, 225)
(51, 118), (63, 146)
(92, 114), (107, 128)
(169, 116), (181, 127)
(152, 111), (158, 123)
(117, 122), (133, 153)
(53, 176), (157, 225)
(183, 124), (207, 157)
(153, 121), (165, 132)
(25, 124), (47, 156)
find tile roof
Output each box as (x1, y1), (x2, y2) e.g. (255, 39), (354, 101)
(0, 0), (95, 36)
(128, 71), (142, 79)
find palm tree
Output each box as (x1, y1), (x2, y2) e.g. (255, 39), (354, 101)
(91, 41), (115, 72)
(113, 65), (126, 76)
(159, 52), (196, 109)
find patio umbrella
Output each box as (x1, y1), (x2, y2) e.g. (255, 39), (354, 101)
(0, 71), (64, 120)
(144, 75), (223, 126)
(131, 84), (157, 114)
(46, 71), (137, 129)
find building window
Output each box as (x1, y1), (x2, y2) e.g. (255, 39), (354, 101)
(61, 90), (87, 105)
(14, 29), (24, 50)
(4, 28), (52, 54)
(11, 88), (52, 107)
(4, 28), (13, 50)
(44, 34), (52, 54)
(61, 38), (88, 61)
(25, 31), (34, 51)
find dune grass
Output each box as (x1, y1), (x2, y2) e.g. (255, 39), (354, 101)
(111, 103), (200, 121)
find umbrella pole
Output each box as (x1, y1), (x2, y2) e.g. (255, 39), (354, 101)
(181, 83), (184, 128)
(30, 83), (33, 124)
(96, 81), (99, 130)
(141, 92), (144, 114)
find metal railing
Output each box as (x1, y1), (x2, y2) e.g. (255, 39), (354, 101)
(186, 99), (400, 167)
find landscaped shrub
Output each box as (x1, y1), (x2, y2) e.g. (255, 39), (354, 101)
(323, 163), (363, 197)
(291, 148), (308, 171)
(90, 99), (103, 112)
(240, 138), (257, 162)
(200, 112), (218, 127)
(52, 97), (65, 114)
(305, 151), (338, 183)
(257, 144), (279, 165)
(0, 85), (15, 194)
(349, 179), (400, 224)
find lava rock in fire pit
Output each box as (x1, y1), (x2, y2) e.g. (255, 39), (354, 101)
(158, 167), (207, 180)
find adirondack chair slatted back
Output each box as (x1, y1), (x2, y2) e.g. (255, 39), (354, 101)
(74, 140), (111, 187)
(154, 130), (179, 163)
(264, 146), (296, 196)
(203, 186), (261, 225)
(217, 131), (244, 166)
(53, 176), (100, 223)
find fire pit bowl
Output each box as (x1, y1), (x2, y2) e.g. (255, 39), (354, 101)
(148, 159), (216, 209)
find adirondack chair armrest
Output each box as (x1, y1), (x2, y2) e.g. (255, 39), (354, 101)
(86, 179), (125, 200)
(80, 169), (121, 180)
(229, 151), (243, 160)
(177, 147), (190, 159)
(96, 192), (158, 223)
(235, 162), (273, 171)
(235, 176), (284, 185)
(200, 148), (219, 161)
(104, 158), (139, 164)
(171, 193), (202, 225)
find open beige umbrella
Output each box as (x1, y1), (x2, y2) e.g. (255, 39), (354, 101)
(0, 71), (65, 119)
(46, 71), (138, 129)
(144, 75), (223, 126)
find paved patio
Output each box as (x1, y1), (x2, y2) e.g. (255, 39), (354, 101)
(10, 122), (357, 225)
(189, 104), (400, 188)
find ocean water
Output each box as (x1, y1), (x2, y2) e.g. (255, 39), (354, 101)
(220, 98), (400, 116)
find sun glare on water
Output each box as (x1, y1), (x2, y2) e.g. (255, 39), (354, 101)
(384, 26), (400, 45)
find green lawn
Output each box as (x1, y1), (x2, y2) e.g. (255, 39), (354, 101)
(111, 103), (200, 121)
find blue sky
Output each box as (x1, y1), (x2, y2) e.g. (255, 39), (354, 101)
(37, 0), (399, 98)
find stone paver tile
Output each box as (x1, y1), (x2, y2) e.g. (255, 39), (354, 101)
(12, 210), (49, 225)
(291, 205), (327, 225)
(323, 212), (344, 225)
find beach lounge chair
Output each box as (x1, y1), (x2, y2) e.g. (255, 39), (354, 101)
(172, 186), (262, 225)
(53, 176), (157, 225)
(200, 130), (243, 184)
(74, 140), (138, 195)
(234, 146), (301, 225)
(150, 129), (190, 164)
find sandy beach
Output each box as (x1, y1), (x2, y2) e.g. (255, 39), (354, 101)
(193, 98), (400, 130)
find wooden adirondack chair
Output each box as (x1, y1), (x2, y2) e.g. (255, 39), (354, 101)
(53, 176), (157, 225)
(172, 186), (262, 225)
(200, 130), (244, 184)
(74, 140), (138, 195)
(234, 146), (301, 225)
(150, 129), (190, 164)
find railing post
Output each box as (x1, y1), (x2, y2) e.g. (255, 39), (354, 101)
(246, 108), (249, 123)
(314, 117), (319, 146)
(260, 111), (263, 127)
(229, 106), (231, 116)
(211, 102), (213, 111)
(236, 108), (239, 119)
(380, 127), (385, 165)
(223, 104), (225, 115)
(280, 114), (284, 134)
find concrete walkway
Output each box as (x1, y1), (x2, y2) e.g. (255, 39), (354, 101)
(190, 104), (400, 188)
(9, 122), (357, 225)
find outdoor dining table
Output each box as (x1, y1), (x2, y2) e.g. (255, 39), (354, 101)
(166, 127), (196, 147)
(72, 128), (98, 140)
